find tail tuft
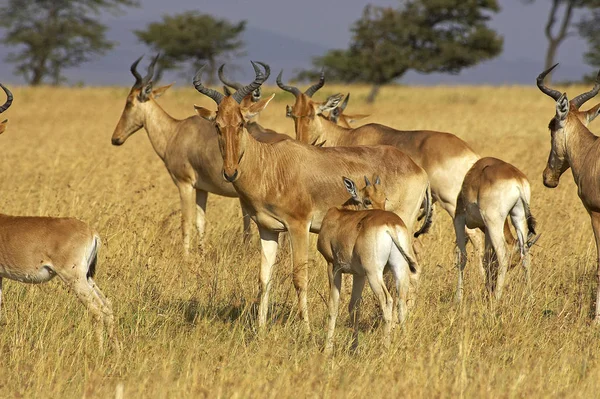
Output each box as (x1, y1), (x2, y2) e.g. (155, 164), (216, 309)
(414, 183), (433, 238)
(87, 236), (100, 279)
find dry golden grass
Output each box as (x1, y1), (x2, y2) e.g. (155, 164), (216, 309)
(1, 82), (599, 398)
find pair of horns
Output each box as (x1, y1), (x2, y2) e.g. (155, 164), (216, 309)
(194, 61), (270, 105)
(276, 69), (325, 98)
(537, 63), (600, 109)
(130, 54), (160, 89)
(0, 83), (13, 113)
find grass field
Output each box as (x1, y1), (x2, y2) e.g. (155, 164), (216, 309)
(1, 82), (599, 398)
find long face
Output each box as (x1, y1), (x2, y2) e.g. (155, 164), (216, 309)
(543, 95), (572, 188)
(111, 88), (148, 146)
(214, 97), (247, 182)
(344, 176), (387, 210)
(286, 93), (343, 144)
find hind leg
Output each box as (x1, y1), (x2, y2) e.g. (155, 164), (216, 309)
(325, 263), (342, 354)
(366, 272), (394, 349)
(348, 275), (365, 351)
(389, 252), (411, 325)
(483, 216), (510, 300)
(0, 277), (3, 321)
(88, 277), (117, 348)
(453, 214), (469, 303)
(510, 208), (531, 295)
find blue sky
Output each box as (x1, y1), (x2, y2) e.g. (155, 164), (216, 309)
(0, 1), (593, 85)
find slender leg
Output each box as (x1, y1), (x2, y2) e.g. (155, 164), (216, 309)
(389, 245), (412, 325)
(366, 272), (394, 349)
(454, 214), (468, 303)
(466, 228), (485, 278)
(195, 190), (208, 249)
(484, 217), (509, 300)
(288, 224), (311, 330)
(483, 231), (495, 296)
(348, 275), (366, 351)
(177, 184), (196, 257)
(69, 278), (114, 351)
(325, 263), (341, 354)
(257, 227), (279, 328)
(0, 277), (3, 321)
(590, 212), (600, 324)
(88, 277), (117, 348)
(240, 201), (252, 244)
(510, 212), (531, 294)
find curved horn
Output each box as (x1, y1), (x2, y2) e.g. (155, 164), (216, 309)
(304, 68), (325, 98)
(340, 93), (350, 111)
(231, 61), (268, 104)
(255, 61), (271, 81)
(571, 68), (600, 109)
(0, 83), (13, 113)
(193, 65), (225, 105)
(130, 55), (144, 88)
(141, 53), (160, 87)
(536, 63), (562, 100)
(218, 64), (242, 90)
(276, 70), (301, 97)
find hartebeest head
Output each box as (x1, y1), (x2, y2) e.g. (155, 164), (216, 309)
(342, 175), (386, 210)
(111, 54), (174, 146)
(328, 94), (370, 128)
(537, 64), (600, 188)
(194, 61), (273, 182)
(0, 83), (13, 135)
(277, 70), (343, 143)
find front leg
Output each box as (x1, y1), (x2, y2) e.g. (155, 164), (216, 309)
(590, 212), (600, 323)
(288, 223), (311, 330)
(257, 227), (279, 329)
(177, 184), (196, 257)
(195, 190), (208, 249)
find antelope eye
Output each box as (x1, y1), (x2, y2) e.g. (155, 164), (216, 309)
(364, 199), (372, 206)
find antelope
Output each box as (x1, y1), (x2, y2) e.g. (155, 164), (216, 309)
(0, 85), (116, 350)
(454, 157), (538, 302)
(277, 71), (486, 267)
(111, 55), (254, 256)
(0, 83), (11, 135)
(193, 61), (432, 330)
(537, 64), (600, 322)
(326, 93), (370, 128)
(318, 176), (418, 351)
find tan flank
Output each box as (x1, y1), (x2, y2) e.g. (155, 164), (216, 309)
(194, 62), (431, 330)
(0, 84), (116, 350)
(454, 157), (538, 302)
(318, 176), (418, 352)
(537, 64), (600, 322)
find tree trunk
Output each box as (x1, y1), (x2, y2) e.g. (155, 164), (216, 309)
(544, 39), (559, 84)
(366, 83), (381, 104)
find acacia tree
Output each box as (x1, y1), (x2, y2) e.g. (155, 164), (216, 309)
(524, 0), (600, 83)
(0, 0), (138, 85)
(135, 12), (246, 83)
(298, 0), (503, 103)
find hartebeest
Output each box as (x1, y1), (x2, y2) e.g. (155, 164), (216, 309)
(537, 64), (600, 322)
(0, 85), (116, 350)
(277, 71), (485, 263)
(326, 93), (370, 128)
(454, 158), (537, 302)
(111, 55), (253, 255)
(193, 62), (431, 329)
(319, 176), (418, 351)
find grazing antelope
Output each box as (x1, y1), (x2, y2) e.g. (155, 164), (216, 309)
(326, 93), (370, 128)
(318, 176), (418, 351)
(0, 85), (115, 350)
(193, 62), (431, 329)
(537, 64), (600, 322)
(277, 71), (485, 266)
(454, 158), (538, 302)
(111, 55), (254, 256)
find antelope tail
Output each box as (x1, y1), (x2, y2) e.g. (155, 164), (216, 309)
(87, 235), (100, 280)
(518, 188), (538, 248)
(387, 227), (418, 274)
(414, 182), (433, 238)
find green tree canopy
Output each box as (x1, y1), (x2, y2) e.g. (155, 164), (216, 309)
(135, 12), (246, 83)
(0, 0), (138, 86)
(297, 0), (503, 102)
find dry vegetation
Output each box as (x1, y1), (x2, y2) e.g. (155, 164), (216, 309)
(1, 82), (599, 398)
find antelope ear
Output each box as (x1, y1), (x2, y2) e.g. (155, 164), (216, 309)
(342, 176), (359, 200)
(138, 82), (154, 102)
(152, 82), (174, 99)
(286, 105), (292, 118)
(556, 93), (569, 123)
(375, 175), (381, 185)
(194, 105), (216, 121)
(0, 119), (7, 135)
(242, 93), (275, 121)
(585, 103), (600, 124)
(316, 93), (344, 115)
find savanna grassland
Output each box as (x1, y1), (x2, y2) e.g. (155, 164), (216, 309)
(0, 82), (599, 398)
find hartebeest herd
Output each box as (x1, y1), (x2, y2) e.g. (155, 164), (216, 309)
(1, 57), (600, 352)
